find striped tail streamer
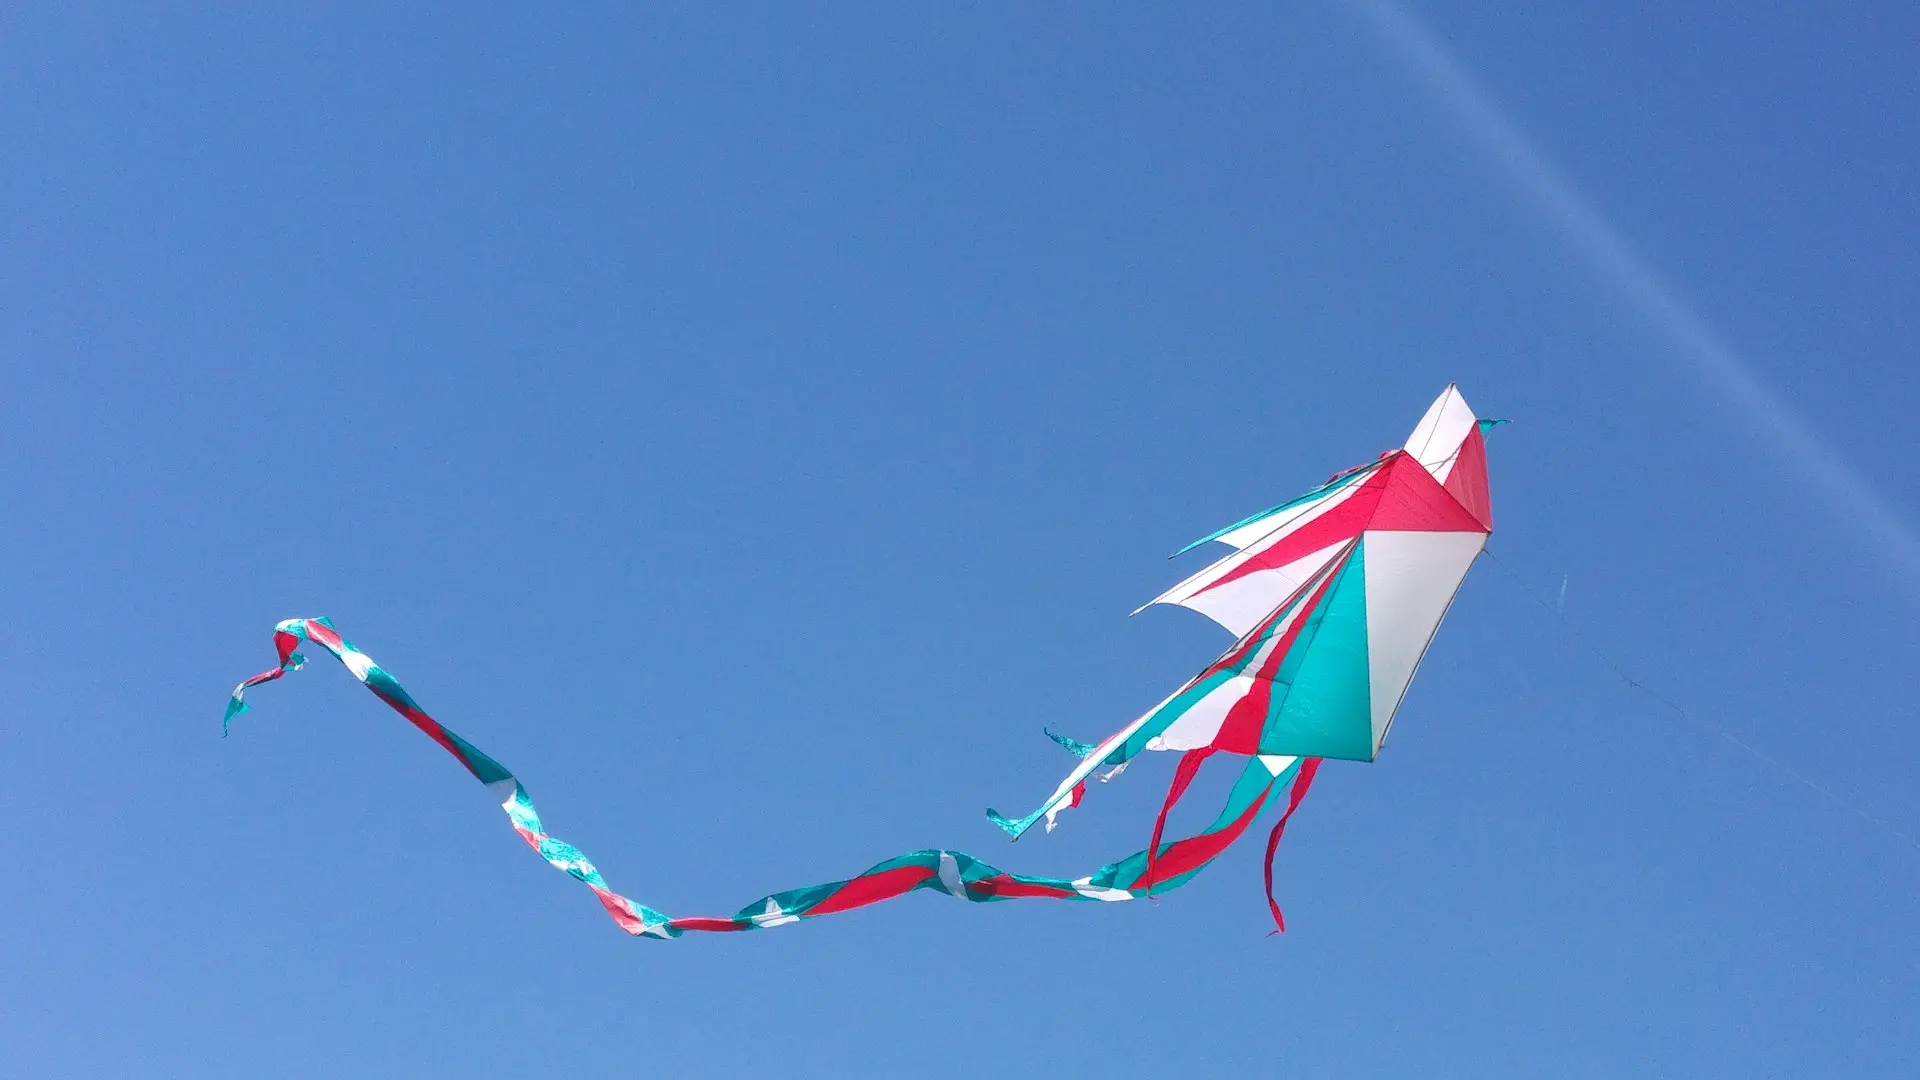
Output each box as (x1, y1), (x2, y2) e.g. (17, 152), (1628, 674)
(225, 617), (1317, 940)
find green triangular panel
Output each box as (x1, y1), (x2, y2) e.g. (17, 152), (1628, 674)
(1256, 537), (1376, 761)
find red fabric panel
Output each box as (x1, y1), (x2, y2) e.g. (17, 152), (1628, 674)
(1443, 424), (1493, 529)
(1263, 757), (1323, 933)
(668, 916), (750, 932)
(970, 875), (1076, 899)
(1198, 469), (1390, 596)
(1368, 454), (1486, 533)
(1209, 550), (1351, 754)
(308, 618), (501, 774)
(590, 885), (646, 934)
(807, 865), (937, 915)
(1135, 785), (1273, 888)
(383, 697), (472, 768)
(1145, 749), (1216, 894)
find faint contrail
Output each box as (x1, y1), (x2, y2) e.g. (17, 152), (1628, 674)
(1347, 0), (1920, 588)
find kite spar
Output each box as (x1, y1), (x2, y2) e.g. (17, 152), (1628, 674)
(224, 386), (1495, 939)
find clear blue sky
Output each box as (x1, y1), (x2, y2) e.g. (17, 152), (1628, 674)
(4, 3), (1916, 1076)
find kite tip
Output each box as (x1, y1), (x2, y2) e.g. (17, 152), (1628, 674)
(985, 808), (1031, 842)
(1042, 727), (1097, 758)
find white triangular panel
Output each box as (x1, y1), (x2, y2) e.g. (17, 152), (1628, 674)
(1143, 479), (1377, 635)
(1143, 588), (1314, 751)
(1403, 385), (1479, 484)
(1147, 674), (1256, 752)
(1361, 529), (1487, 753)
(1146, 540), (1349, 638)
(1257, 754), (1297, 776)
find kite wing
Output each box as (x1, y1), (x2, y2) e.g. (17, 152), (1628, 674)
(1142, 383), (1492, 636)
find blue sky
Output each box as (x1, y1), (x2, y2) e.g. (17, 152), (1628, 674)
(3, 3), (1916, 1076)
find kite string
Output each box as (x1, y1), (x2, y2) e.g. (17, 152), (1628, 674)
(1480, 548), (1920, 852)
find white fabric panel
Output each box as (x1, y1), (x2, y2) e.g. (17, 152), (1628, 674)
(1402, 385), (1479, 484)
(750, 898), (801, 928)
(1146, 674), (1254, 751)
(1257, 754), (1298, 776)
(1026, 682), (1186, 833)
(1362, 529), (1487, 754)
(936, 852), (968, 897)
(1058, 696), (1167, 771)
(1173, 549), (1335, 637)
(341, 648), (378, 682)
(1142, 471), (1372, 625)
(1143, 540), (1350, 637)
(1144, 583), (1306, 751)
(1071, 877), (1135, 901)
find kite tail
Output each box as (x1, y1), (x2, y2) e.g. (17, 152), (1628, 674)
(225, 619), (1310, 939)
(227, 618), (678, 936)
(222, 626), (307, 735)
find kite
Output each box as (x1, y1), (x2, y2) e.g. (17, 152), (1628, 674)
(224, 385), (1496, 940)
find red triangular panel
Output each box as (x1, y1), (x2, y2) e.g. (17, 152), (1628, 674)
(1368, 453), (1487, 533)
(1442, 424), (1493, 529)
(1201, 470), (1389, 592)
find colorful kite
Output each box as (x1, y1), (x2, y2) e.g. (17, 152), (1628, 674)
(225, 386), (1496, 939)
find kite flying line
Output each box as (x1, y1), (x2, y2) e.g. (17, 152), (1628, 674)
(1481, 548), (1920, 852)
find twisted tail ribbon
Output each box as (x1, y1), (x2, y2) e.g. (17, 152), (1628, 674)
(226, 618), (1316, 939)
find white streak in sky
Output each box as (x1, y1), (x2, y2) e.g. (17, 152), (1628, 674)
(1348, 0), (1920, 588)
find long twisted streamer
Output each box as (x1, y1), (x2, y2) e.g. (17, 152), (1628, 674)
(226, 618), (1314, 939)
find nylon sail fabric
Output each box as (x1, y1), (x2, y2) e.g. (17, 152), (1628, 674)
(989, 384), (1493, 836)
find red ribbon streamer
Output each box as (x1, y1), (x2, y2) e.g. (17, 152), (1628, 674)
(1263, 756), (1322, 933)
(1144, 748), (1216, 896)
